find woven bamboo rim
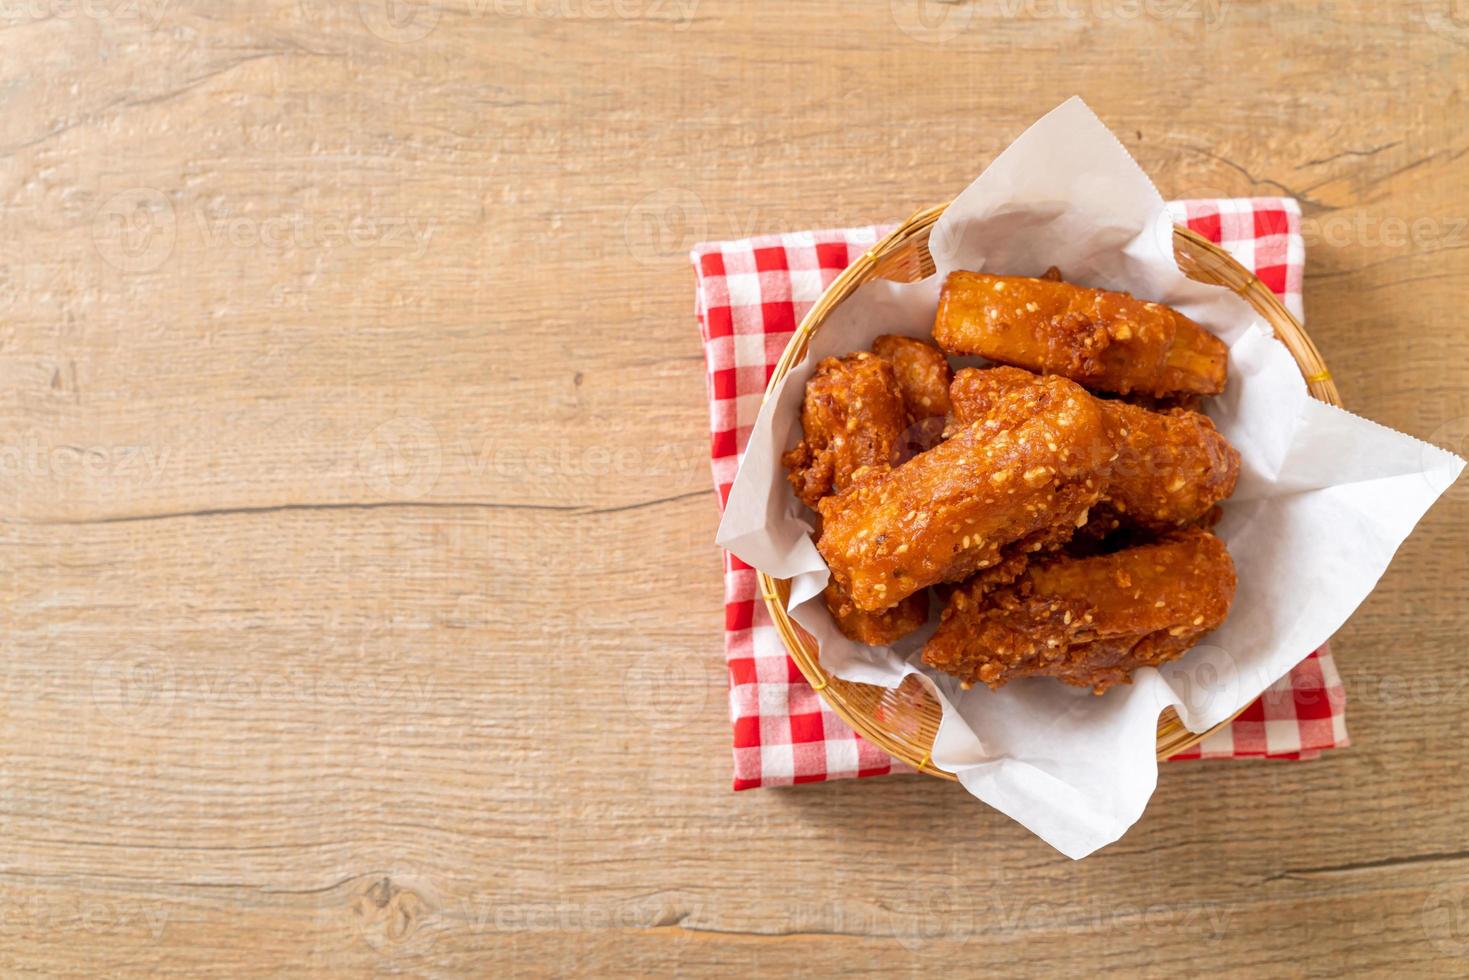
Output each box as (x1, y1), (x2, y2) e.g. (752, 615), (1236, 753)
(759, 202), (1342, 780)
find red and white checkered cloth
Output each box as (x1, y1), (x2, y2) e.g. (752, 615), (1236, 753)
(693, 198), (1349, 790)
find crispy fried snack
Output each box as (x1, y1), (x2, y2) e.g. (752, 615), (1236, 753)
(933, 271), (1228, 397)
(816, 374), (1115, 612)
(871, 334), (953, 419)
(949, 367), (1239, 531)
(782, 352), (906, 509)
(872, 334), (953, 459)
(1117, 391), (1203, 414)
(1097, 400), (1239, 531)
(823, 581), (929, 646)
(924, 529), (1236, 694)
(944, 365), (1053, 438)
(782, 352), (933, 644)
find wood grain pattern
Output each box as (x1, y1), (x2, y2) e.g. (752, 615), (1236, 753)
(1, 0), (1467, 974)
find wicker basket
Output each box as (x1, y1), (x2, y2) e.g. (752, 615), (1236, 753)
(758, 202), (1342, 779)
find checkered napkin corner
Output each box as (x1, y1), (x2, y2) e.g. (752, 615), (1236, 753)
(693, 198), (1347, 790)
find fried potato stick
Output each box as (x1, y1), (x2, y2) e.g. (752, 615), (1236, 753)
(1094, 399), (1239, 531)
(924, 529), (1236, 693)
(817, 374), (1114, 612)
(933, 271), (1228, 397)
(949, 367), (1239, 531)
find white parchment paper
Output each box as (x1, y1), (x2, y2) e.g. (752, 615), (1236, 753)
(714, 97), (1465, 859)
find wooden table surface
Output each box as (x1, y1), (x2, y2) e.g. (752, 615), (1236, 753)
(3, 1), (1467, 975)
